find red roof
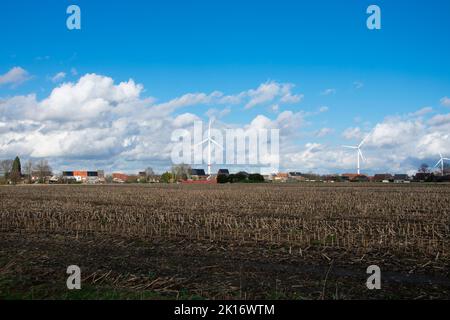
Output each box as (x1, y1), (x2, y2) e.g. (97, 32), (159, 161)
(112, 173), (129, 181)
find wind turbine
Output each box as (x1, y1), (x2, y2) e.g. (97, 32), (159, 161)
(194, 119), (223, 176)
(435, 152), (450, 176)
(343, 134), (369, 175)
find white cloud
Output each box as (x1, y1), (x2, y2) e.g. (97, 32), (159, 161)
(151, 91), (220, 116)
(326, 114), (450, 174)
(205, 107), (231, 119)
(35, 74), (143, 121)
(244, 81), (303, 109)
(270, 104), (279, 113)
(2, 73), (449, 174)
(321, 88), (336, 96)
(150, 81), (303, 113)
(173, 113), (201, 128)
(315, 128), (334, 137)
(368, 119), (423, 148)
(342, 127), (363, 140)
(319, 106), (329, 113)
(428, 114), (450, 127)
(440, 96), (450, 107)
(408, 107), (433, 117)
(0, 67), (31, 87)
(0, 74), (308, 173)
(51, 72), (66, 83)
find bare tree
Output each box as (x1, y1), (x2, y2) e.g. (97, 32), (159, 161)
(418, 163), (430, 173)
(145, 167), (156, 182)
(0, 160), (13, 182)
(24, 159), (33, 184)
(171, 163), (191, 181)
(444, 163), (450, 176)
(34, 159), (52, 184)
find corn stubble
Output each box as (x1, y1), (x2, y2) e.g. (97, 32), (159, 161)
(1, 183), (449, 257)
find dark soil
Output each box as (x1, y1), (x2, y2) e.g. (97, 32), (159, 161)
(1, 231), (449, 300)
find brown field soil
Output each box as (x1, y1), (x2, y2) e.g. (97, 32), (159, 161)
(0, 183), (449, 300)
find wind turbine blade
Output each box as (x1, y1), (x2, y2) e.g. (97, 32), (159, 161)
(342, 145), (357, 149)
(439, 152), (443, 159)
(442, 158), (450, 161)
(193, 138), (208, 148)
(358, 149), (366, 161)
(359, 135), (369, 148)
(435, 159), (443, 167)
(210, 139), (223, 149)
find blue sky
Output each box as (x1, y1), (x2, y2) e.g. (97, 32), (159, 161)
(1, 0), (450, 174)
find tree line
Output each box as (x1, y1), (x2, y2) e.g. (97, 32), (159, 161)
(0, 156), (52, 185)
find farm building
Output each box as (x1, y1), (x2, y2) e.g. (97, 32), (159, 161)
(341, 173), (358, 181)
(341, 173), (370, 182)
(112, 173), (129, 183)
(63, 171), (104, 183)
(217, 169), (230, 176)
(288, 172), (307, 182)
(372, 174), (393, 183)
(190, 169), (207, 180)
(393, 174), (410, 183)
(31, 171), (53, 183)
(413, 172), (434, 182)
(322, 175), (342, 182)
(274, 172), (289, 183)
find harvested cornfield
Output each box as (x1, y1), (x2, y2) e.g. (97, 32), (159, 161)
(0, 183), (449, 299)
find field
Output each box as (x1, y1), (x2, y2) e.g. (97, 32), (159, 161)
(1, 183), (449, 300)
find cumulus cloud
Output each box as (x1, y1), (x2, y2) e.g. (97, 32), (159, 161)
(283, 143), (355, 173)
(327, 112), (450, 174)
(0, 67), (31, 87)
(173, 113), (201, 128)
(0, 74), (154, 167)
(0, 74), (307, 173)
(1, 73), (449, 174)
(368, 119), (423, 148)
(36, 74), (144, 121)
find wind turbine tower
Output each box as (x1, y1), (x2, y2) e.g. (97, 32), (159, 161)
(195, 119), (222, 176)
(343, 135), (369, 175)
